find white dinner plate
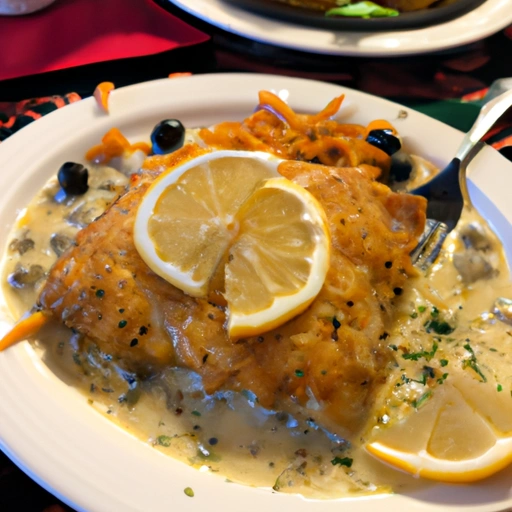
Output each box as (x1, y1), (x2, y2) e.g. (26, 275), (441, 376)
(0, 74), (511, 512)
(166, 0), (512, 56)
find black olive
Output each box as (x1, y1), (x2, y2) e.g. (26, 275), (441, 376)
(58, 162), (89, 195)
(389, 151), (414, 182)
(366, 129), (401, 156)
(151, 119), (185, 155)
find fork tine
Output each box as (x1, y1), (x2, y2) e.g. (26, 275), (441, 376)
(411, 219), (448, 271)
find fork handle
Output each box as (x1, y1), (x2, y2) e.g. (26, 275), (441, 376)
(456, 88), (512, 163)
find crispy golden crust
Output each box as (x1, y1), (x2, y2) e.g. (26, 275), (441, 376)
(38, 145), (426, 435)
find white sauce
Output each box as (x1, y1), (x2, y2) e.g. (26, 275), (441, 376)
(2, 157), (512, 499)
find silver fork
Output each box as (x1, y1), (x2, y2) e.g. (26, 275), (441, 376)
(410, 86), (512, 270)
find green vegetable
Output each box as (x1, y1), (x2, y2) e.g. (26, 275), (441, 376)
(331, 456), (353, 467)
(326, 1), (399, 19)
(184, 487), (195, 498)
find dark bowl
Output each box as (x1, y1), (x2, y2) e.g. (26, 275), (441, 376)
(223, 0), (487, 31)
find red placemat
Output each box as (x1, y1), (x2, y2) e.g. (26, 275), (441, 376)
(0, 0), (209, 81)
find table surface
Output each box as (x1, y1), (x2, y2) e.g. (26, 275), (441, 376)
(0, 1), (511, 510)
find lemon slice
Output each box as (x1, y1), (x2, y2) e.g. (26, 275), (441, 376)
(225, 177), (330, 338)
(366, 374), (512, 483)
(134, 150), (330, 337)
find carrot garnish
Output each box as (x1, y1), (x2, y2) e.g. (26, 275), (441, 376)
(0, 311), (50, 351)
(93, 81), (115, 113)
(308, 95), (344, 124)
(168, 72), (192, 79)
(365, 119), (397, 137)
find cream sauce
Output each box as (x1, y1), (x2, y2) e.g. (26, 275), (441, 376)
(2, 160), (512, 499)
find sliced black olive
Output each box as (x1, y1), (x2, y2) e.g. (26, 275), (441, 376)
(389, 151), (414, 183)
(366, 129), (401, 156)
(151, 119), (185, 155)
(58, 162), (89, 195)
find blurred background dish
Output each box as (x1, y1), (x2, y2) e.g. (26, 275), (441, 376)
(0, 0), (56, 15)
(224, 0), (487, 31)
(165, 0), (512, 56)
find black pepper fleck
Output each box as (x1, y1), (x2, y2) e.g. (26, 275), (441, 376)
(130, 338), (139, 347)
(118, 320), (127, 328)
(95, 289), (105, 298)
(385, 261), (393, 269)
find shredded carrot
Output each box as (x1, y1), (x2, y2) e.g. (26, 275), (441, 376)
(168, 72), (192, 79)
(93, 82), (115, 113)
(308, 95), (344, 124)
(131, 142), (151, 155)
(365, 119), (397, 137)
(85, 127), (149, 164)
(0, 311), (50, 351)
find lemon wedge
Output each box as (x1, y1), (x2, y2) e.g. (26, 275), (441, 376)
(134, 150), (330, 338)
(366, 373), (512, 483)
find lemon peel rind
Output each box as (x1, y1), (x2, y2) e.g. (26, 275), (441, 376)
(227, 177), (331, 339)
(366, 437), (512, 483)
(134, 150), (283, 297)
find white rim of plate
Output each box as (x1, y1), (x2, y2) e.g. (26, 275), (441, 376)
(0, 74), (510, 512)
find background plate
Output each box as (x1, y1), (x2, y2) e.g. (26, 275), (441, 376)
(0, 74), (511, 512)
(225, 0), (487, 31)
(166, 0), (512, 56)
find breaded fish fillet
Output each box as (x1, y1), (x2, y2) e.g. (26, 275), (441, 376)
(38, 147), (426, 435)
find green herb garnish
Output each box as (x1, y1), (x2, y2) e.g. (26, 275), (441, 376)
(402, 341), (438, 361)
(424, 320), (454, 335)
(462, 343), (487, 382)
(411, 391), (432, 409)
(331, 456), (353, 467)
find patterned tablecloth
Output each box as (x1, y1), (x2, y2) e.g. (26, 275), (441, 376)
(0, 2), (511, 510)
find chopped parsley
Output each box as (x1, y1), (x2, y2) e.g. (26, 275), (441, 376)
(331, 456), (353, 468)
(295, 369), (305, 378)
(440, 359), (449, 367)
(497, 384), (503, 392)
(118, 320), (127, 328)
(184, 487), (195, 498)
(411, 391), (432, 409)
(462, 343), (487, 382)
(417, 305), (427, 313)
(95, 289), (105, 298)
(424, 320), (454, 335)
(402, 340), (438, 361)
(437, 373), (449, 385)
